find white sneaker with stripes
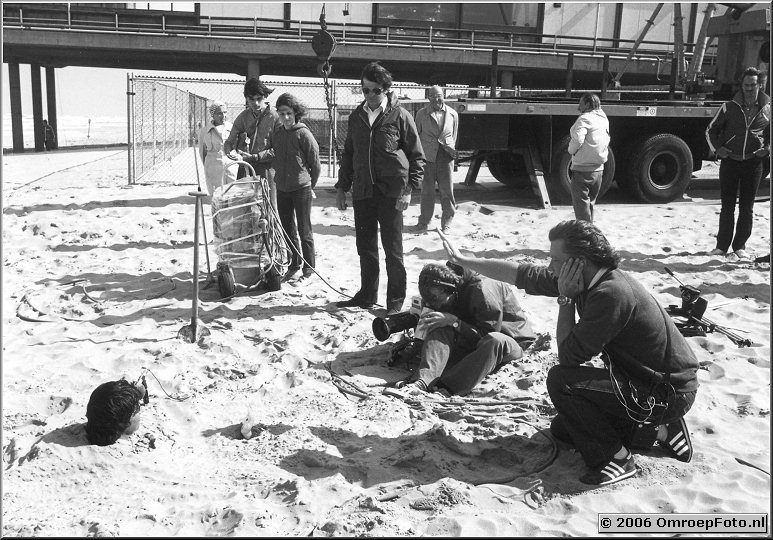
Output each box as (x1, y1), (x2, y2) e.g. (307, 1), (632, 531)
(580, 451), (638, 486)
(661, 417), (693, 462)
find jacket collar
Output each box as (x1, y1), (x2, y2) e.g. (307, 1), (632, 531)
(732, 90), (770, 109)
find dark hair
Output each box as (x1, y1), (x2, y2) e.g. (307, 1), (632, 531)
(243, 77), (274, 99)
(741, 66), (761, 82)
(548, 220), (621, 269)
(275, 92), (307, 120)
(580, 92), (601, 111)
(361, 61), (393, 89)
(418, 263), (462, 303)
(85, 380), (143, 446)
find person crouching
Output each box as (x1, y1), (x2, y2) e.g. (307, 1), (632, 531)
(397, 262), (536, 396)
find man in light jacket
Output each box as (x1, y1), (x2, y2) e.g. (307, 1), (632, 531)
(567, 93), (610, 222)
(414, 86), (459, 233)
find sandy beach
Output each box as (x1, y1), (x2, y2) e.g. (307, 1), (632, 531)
(2, 147), (770, 536)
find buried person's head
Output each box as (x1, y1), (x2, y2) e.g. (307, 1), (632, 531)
(85, 379), (146, 446)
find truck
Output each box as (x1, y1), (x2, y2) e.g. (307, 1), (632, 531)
(455, 3), (770, 206)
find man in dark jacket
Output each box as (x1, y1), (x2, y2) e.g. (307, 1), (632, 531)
(399, 263), (536, 396)
(706, 66), (771, 261)
(440, 220), (699, 486)
(335, 62), (425, 314)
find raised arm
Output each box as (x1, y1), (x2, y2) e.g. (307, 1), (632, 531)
(439, 229), (519, 285)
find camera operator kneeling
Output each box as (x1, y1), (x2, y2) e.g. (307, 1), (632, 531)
(397, 263), (536, 396)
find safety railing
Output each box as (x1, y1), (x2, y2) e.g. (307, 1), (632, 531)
(2, 3), (717, 64)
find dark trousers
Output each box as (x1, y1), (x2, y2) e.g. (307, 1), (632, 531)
(418, 328), (523, 395)
(277, 186), (315, 271)
(716, 158), (764, 252)
(352, 191), (406, 311)
(570, 169), (603, 222)
(546, 364), (695, 468)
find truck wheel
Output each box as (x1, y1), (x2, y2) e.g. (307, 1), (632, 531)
(548, 134), (616, 204)
(486, 150), (530, 188)
(218, 264), (236, 299)
(623, 134), (693, 203)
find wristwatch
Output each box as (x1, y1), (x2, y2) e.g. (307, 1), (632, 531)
(451, 319), (461, 330)
(557, 295), (574, 306)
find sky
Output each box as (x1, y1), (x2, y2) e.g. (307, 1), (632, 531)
(1, 64), (250, 119)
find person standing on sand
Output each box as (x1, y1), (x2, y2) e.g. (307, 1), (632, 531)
(270, 92), (321, 285)
(414, 85), (458, 234)
(334, 61), (425, 316)
(42, 119), (56, 152)
(224, 78), (281, 211)
(199, 101), (237, 197)
(440, 220), (699, 486)
(706, 66), (771, 261)
(567, 93), (609, 222)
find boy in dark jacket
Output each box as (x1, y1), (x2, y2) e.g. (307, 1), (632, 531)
(272, 93), (321, 283)
(335, 62), (425, 314)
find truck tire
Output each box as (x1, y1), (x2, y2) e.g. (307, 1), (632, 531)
(486, 150), (530, 188)
(548, 134), (616, 204)
(622, 134), (693, 203)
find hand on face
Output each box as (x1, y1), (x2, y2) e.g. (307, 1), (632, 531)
(557, 257), (585, 298)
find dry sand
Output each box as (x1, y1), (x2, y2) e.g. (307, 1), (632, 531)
(2, 148), (770, 536)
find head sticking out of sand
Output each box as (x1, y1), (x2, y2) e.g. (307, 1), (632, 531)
(85, 379), (146, 446)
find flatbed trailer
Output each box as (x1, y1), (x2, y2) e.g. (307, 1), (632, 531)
(455, 97), (725, 206)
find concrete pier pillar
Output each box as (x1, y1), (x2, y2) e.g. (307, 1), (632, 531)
(31, 63), (44, 152)
(247, 59), (260, 79)
(46, 67), (58, 148)
(8, 62), (24, 152)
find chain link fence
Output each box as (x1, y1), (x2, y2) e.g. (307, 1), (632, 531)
(127, 74), (472, 185)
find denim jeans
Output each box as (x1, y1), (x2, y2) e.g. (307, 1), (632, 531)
(417, 328), (523, 395)
(570, 169), (602, 222)
(352, 191), (406, 311)
(716, 158), (764, 252)
(277, 185), (315, 271)
(546, 364), (695, 468)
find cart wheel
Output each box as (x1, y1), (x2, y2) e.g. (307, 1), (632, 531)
(218, 264), (236, 298)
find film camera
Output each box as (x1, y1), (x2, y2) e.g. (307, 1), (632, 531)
(664, 267), (751, 347)
(372, 296), (430, 342)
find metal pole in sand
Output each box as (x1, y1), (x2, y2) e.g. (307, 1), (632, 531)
(178, 191), (211, 343)
(192, 147), (212, 280)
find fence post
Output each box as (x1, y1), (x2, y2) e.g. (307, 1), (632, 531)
(208, 16), (211, 35)
(162, 14), (166, 32)
(429, 26), (433, 46)
(342, 22), (346, 41)
(115, 12), (118, 30)
(67, 4), (71, 28)
(471, 31), (475, 47)
(332, 80), (338, 176)
(127, 73), (134, 185)
(19, 7), (23, 25)
(253, 17), (257, 36)
(152, 81), (157, 166)
(298, 20), (302, 38)
(386, 26), (389, 44)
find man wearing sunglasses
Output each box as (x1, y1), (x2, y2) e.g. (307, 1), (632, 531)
(335, 62), (426, 315)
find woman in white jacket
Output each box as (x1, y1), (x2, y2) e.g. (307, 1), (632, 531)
(199, 101), (237, 197)
(567, 93), (610, 222)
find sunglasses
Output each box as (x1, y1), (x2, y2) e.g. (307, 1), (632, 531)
(361, 87), (384, 96)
